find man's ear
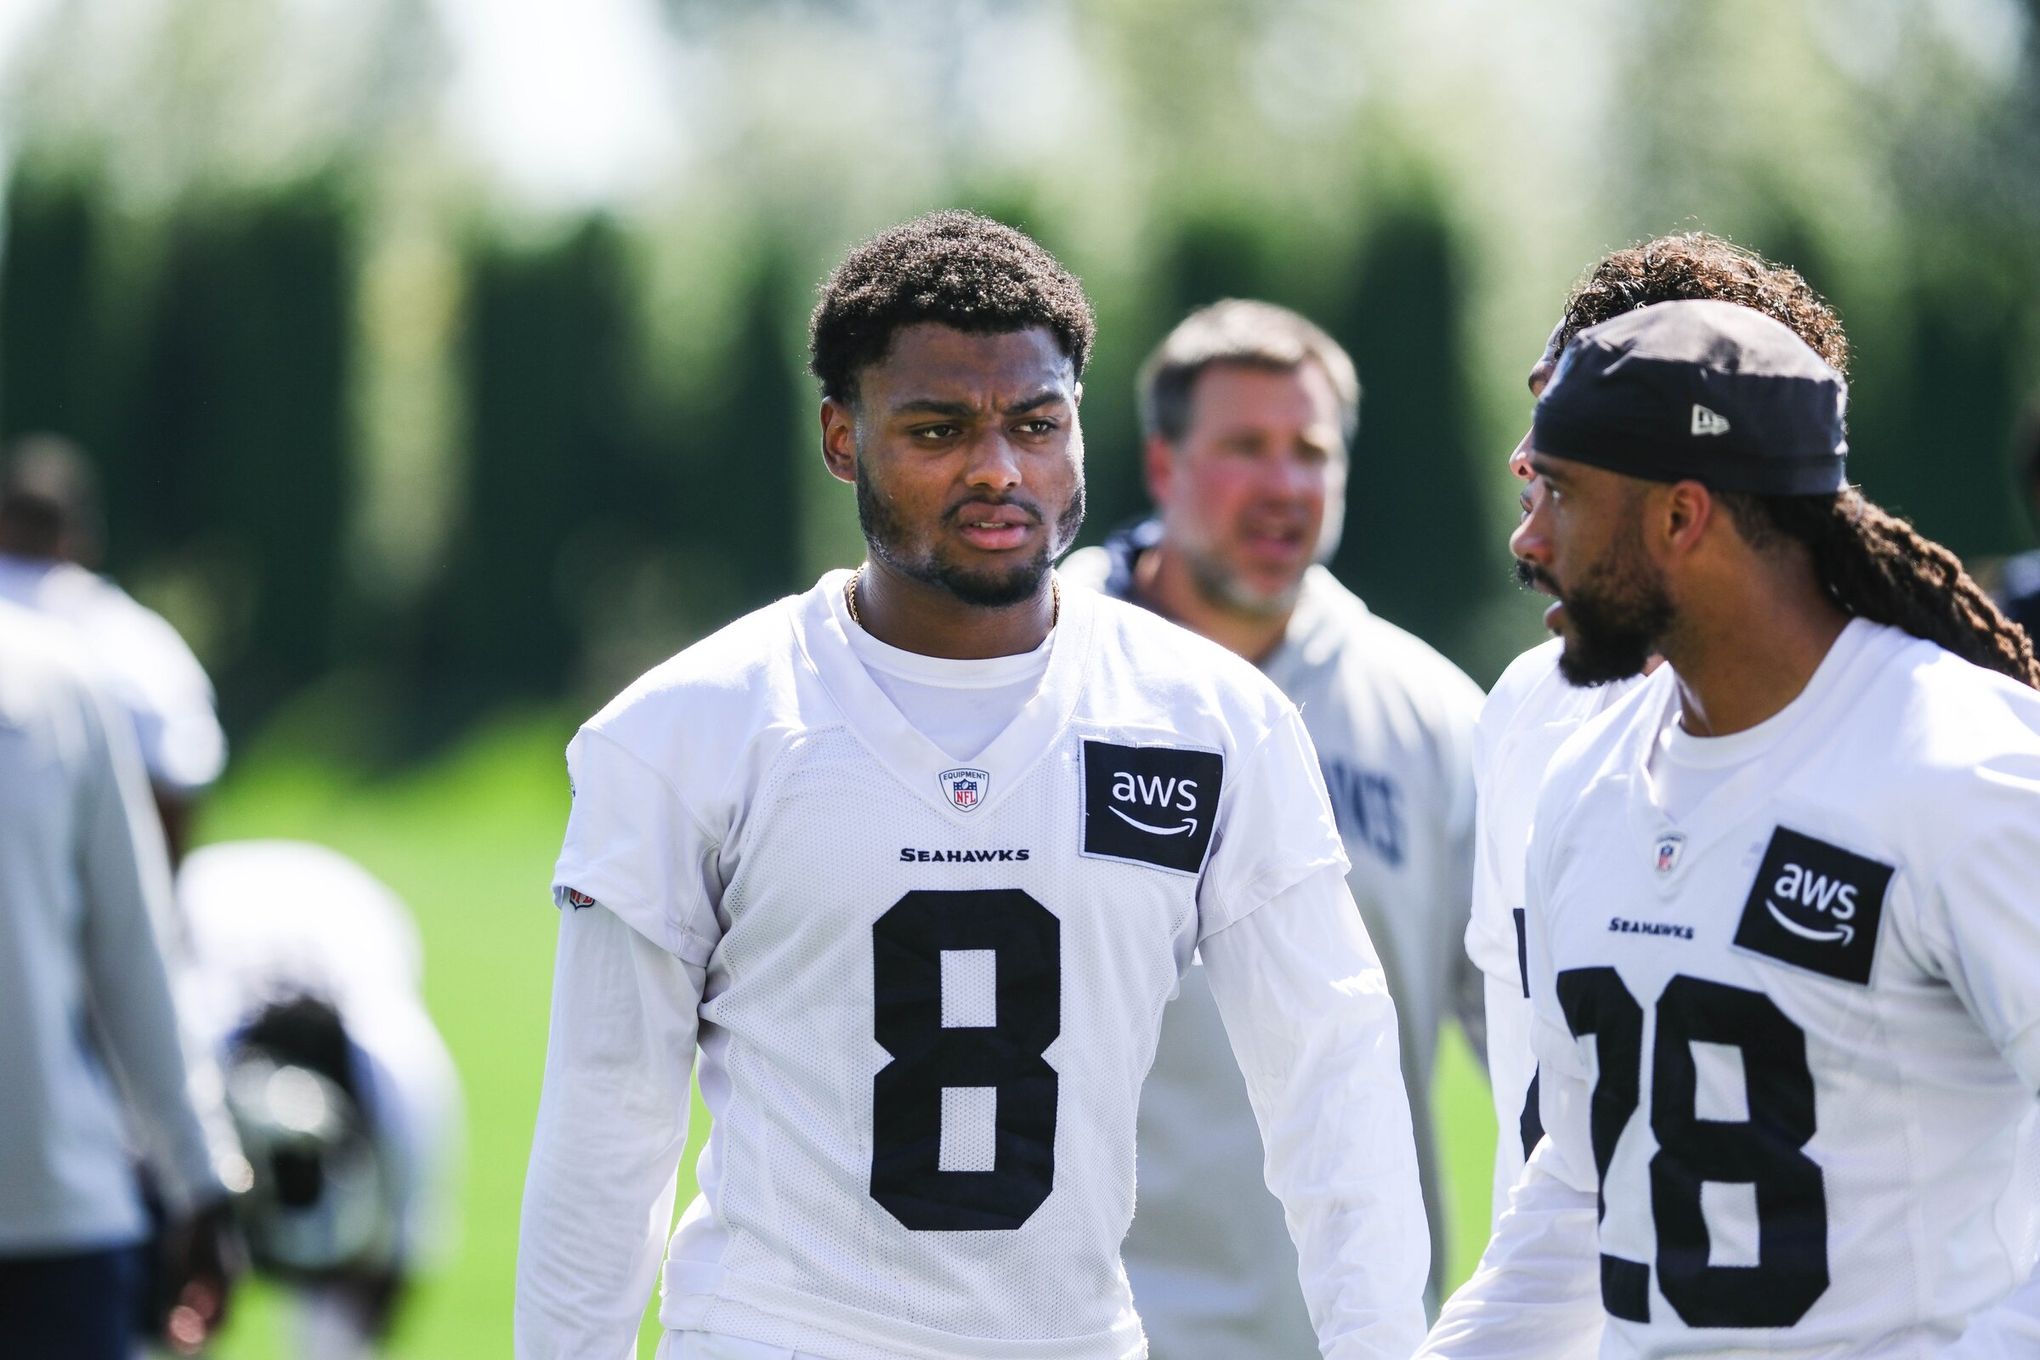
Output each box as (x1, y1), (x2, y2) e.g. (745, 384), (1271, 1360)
(1661, 479), (1715, 559)
(820, 398), (857, 486)
(1142, 434), (1175, 507)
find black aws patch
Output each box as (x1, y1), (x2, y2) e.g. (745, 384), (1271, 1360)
(1080, 740), (1223, 876)
(1732, 826), (1894, 986)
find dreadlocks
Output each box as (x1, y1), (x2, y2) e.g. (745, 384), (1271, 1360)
(1720, 489), (2040, 688)
(1557, 233), (1850, 375)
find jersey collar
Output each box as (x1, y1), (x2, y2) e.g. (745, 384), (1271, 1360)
(796, 568), (1096, 824)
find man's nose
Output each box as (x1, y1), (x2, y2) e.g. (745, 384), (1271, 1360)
(1510, 489), (1553, 567)
(1507, 429), (1534, 481)
(963, 432), (1023, 489)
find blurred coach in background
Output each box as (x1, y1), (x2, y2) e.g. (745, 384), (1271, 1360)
(1062, 299), (1485, 1350)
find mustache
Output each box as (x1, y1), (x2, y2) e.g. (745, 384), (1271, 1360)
(1513, 557), (1559, 594)
(947, 494), (1043, 524)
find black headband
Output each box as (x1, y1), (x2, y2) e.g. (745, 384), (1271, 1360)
(1533, 299), (1848, 496)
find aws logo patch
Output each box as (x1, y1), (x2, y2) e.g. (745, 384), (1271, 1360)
(1733, 826), (1894, 985)
(1081, 740), (1222, 876)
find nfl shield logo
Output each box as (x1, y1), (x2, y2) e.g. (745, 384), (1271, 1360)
(1654, 833), (1686, 876)
(940, 767), (989, 812)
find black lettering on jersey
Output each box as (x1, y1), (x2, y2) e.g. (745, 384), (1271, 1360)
(1732, 826), (1894, 986)
(1609, 916), (1694, 940)
(1320, 759), (1405, 867)
(1080, 741), (1223, 876)
(898, 848), (1033, 863)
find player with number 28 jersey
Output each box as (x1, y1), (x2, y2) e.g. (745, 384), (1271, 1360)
(1491, 624), (2040, 1356)
(1424, 302), (2040, 1358)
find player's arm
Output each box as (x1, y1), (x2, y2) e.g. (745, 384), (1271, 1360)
(76, 668), (225, 1213)
(515, 901), (701, 1360)
(516, 725), (723, 1360)
(73, 663), (238, 1347)
(1415, 1042), (1605, 1357)
(1910, 755), (2040, 1358)
(1201, 865), (1429, 1359)
(1419, 807), (1606, 1359)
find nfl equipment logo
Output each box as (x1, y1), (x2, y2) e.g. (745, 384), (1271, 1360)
(940, 767), (989, 812)
(1654, 833), (1686, 876)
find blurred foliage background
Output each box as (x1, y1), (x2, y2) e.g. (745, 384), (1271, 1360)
(8, 0), (2039, 735)
(3, 0), (2039, 1353)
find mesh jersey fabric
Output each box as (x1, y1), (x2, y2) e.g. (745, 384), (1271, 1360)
(548, 572), (1353, 1360)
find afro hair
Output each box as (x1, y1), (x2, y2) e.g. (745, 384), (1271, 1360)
(809, 210), (1096, 404)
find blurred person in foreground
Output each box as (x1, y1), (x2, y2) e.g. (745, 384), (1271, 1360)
(0, 599), (237, 1356)
(1995, 412), (2040, 637)
(1421, 300), (2040, 1357)
(177, 839), (463, 1360)
(1059, 299), (1483, 1343)
(0, 433), (227, 864)
(1466, 235), (1855, 1239)
(517, 211), (1428, 1360)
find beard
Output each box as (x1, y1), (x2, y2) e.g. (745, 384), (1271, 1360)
(1555, 521), (1674, 687)
(856, 463), (1086, 608)
(1182, 542), (1305, 618)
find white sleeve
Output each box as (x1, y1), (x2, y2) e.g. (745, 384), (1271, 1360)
(1914, 754), (2040, 1091)
(76, 668), (227, 1212)
(1912, 755), (2040, 1358)
(1197, 705), (1349, 940)
(515, 902), (703, 1360)
(1418, 1140), (1605, 1357)
(1199, 863), (1428, 1359)
(554, 726), (723, 966)
(1420, 811), (1606, 1359)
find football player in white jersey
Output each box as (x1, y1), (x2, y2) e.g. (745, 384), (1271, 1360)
(515, 211), (1429, 1360)
(1470, 237), (1854, 1225)
(1423, 299), (2040, 1358)
(1060, 299), (1484, 1346)
(178, 840), (462, 1360)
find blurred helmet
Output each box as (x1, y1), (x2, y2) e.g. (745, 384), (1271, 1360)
(219, 997), (398, 1280)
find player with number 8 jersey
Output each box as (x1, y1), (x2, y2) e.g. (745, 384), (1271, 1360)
(515, 213), (1428, 1360)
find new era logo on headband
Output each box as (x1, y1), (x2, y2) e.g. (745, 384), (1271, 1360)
(1691, 404), (1731, 437)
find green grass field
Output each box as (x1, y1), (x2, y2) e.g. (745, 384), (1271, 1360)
(199, 714), (1497, 1357)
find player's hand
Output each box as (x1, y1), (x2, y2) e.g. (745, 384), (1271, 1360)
(157, 1197), (245, 1354)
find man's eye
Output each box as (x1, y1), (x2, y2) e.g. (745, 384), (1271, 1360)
(1018, 419), (1057, 436)
(913, 424), (960, 441)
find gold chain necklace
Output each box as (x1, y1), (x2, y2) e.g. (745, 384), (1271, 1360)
(844, 567), (1060, 631)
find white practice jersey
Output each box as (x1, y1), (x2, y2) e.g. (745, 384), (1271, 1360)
(518, 572), (1429, 1360)
(0, 552), (226, 794)
(1467, 638), (1640, 1220)
(1425, 620), (2040, 1359)
(1063, 543), (1481, 1345)
(177, 840), (463, 1265)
